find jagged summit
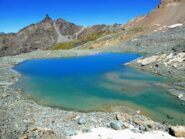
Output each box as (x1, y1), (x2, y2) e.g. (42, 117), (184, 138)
(42, 14), (53, 23)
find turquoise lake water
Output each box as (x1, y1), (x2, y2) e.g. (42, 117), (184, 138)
(14, 53), (185, 125)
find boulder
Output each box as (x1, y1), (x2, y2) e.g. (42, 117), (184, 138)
(169, 126), (185, 137)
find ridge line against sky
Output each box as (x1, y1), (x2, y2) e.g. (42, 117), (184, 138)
(0, 0), (160, 33)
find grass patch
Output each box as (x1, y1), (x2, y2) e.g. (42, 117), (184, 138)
(129, 27), (144, 32)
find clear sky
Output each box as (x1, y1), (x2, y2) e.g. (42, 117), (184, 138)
(0, 0), (160, 33)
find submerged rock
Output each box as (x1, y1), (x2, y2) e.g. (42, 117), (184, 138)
(169, 126), (185, 137)
(167, 115), (173, 119)
(178, 94), (183, 99)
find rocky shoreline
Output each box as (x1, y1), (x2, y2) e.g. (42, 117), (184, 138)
(1, 49), (180, 139)
(128, 52), (185, 102)
(102, 27), (185, 102)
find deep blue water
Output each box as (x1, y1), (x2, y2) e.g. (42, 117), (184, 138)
(14, 53), (185, 125)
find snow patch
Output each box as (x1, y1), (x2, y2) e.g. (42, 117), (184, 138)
(168, 24), (183, 29)
(71, 127), (182, 139)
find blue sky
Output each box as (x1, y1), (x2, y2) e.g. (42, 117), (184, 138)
(0, 0), (160, 33)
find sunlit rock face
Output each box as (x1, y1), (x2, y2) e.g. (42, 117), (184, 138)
(125, 0), (185, 30)
(158, 0), (182, 8)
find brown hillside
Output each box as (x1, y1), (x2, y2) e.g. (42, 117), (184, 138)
(125, 0), (185, 30)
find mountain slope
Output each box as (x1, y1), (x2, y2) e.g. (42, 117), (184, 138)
(85, 0), (185, 50)
(125, 0), (185, 30)
(0, 15), (83, 56)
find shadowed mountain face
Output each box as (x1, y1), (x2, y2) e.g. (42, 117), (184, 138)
(125, 0), (185, 30)
(0, 15), (123, 57)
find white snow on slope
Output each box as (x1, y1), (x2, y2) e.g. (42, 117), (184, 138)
(168, 24), (183, 29)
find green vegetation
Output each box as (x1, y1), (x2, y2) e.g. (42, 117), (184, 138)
(50, 30), (111, 50)
(129, 26), (144, 32)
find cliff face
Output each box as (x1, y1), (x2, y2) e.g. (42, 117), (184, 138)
(125, 0), (185, 30)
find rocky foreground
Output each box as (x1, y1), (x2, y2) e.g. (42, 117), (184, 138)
(0, 49), (185, 139)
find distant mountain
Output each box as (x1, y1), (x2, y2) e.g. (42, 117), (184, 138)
(0, 15), (123, 57)
(124, 0), (185, 30)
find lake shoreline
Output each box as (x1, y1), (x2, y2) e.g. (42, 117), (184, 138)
(0, 50), (184, 138)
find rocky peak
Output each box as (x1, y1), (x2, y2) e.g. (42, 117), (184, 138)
(41, 14), (53, 23)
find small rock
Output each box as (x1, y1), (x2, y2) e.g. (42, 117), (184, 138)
(30, 127), (38, 131)
(145, 120), (155, 129)
(178, 94), (183, 99)
(123, 122), (130, 128)
(116, 113), (130, 121)
(82, 129), (91, 133)
(181, 103), (185, 106)
(78, 118), (86, 125)
(65, 129), (77, 136)
(133, 119), (143, 126)
(110, 120), (123, 130)
(169, 126), (185, 137)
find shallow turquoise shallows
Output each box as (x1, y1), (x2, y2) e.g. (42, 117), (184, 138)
(14, 53), (185, 125)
